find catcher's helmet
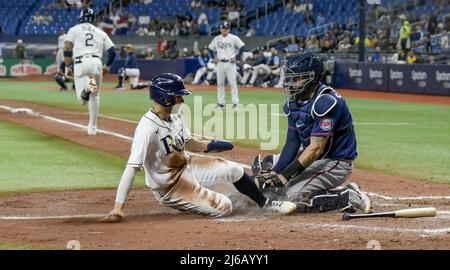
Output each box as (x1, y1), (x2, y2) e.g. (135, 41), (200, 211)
(149, 73), (191, 107)
(79, 8), (95, 23)
(283, 52), (324, 101)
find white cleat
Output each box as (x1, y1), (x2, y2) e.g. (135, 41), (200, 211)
(348, 188), (372, 214)
(263, 200), (297, 215)
(88, 76), (98, 93)
(87, 126), (97, 136)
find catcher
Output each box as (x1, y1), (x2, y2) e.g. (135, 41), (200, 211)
(251, 52), (372, 214)
(54, 62), (74, 91)
(102, 73), (296, 222)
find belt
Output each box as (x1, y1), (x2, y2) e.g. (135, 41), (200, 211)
(74, 55), (100, 64)
(219, 59), (230, 63)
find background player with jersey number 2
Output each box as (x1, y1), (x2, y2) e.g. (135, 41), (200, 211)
(64, 8), (116, 136)
(101, 73), (296, 222)
(251, 52), (372, 214)
(208, 20), (245, 110)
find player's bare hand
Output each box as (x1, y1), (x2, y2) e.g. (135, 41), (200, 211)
(100, 209), (124, 223)
(213, 58), (218, 64)
(230, 57), (237, 64)
(102, 65), (110, 74)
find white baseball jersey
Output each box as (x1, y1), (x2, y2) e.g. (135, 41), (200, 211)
(127, 109), (191, 189)
(65, 22), (114, 58)
(58, 33), (67, 50)
(208, 33), (245, 60)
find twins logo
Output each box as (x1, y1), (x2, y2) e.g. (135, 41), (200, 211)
(320, 118), (334, 131)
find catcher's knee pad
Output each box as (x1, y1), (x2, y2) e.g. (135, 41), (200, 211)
(295, 189), (350, 213)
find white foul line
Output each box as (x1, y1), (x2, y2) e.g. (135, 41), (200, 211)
(0, 214), (105, 220)
(367, 192), (450, 201)
(0, 104), (447, 200)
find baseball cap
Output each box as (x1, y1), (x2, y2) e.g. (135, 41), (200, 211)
(220, 21), (230, 29)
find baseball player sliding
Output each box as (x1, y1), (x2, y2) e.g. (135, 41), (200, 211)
(251, 53), (372, 214)
(64, 8), (116, 136)
(102, 73), (296, 222)
(113, 44), (148, 90)
(208, 21), (244, 110)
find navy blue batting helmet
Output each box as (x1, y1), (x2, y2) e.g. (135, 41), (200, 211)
(149, 73), (191, 107)
(79, 8), (95, 23)
(283, 52), (324, 101)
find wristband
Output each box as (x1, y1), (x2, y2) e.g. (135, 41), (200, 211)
(280, 159), (305, 180)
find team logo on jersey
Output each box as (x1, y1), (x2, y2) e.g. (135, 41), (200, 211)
(161, 134), (184, 155)
(319, 118), (333, 131)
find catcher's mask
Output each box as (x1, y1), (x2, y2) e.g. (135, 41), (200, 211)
(283, 52), (324, 101)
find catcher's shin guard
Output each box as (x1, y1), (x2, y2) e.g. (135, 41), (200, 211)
(54, 73), (68, 90)
(295, 189), (351, 213)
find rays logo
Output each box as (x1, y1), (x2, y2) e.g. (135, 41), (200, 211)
(320, 118), (333, 131)
(161, 135), (184, 155)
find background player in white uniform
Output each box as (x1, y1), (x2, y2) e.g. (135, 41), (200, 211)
(208, 20), (244, 109)
(64, 8), (116, 136)
(113, 44), (148, 90)
(102, 73), (296, 222)
(56, 28), (67, 68)
(192, 46), (215, 85)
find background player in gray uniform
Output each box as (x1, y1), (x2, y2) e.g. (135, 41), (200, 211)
(64, 8), (116, 136)
(251, 53), (371, 214)
(208, 20), (245, 109)
(101, 73), (297, 222)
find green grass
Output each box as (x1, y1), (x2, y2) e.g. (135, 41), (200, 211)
(0, 80), (449, 184)
(0, 120), (145, 193)
(0, 242), (56, 250)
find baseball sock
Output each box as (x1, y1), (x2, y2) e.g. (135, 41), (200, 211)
(233, 172), (267, 207)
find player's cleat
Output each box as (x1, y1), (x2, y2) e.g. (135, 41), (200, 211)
(60, 86), (68, 91)
(215, 103), (225, 110)
(201, 80), (210, 85)
(347, 188), (372, 214)
(263, 200), (296, 215)
(88, 77), (98, 93)
(87, 125), (97, 136)
(114, 85), (125, 91)
(232, 103), (242, 110)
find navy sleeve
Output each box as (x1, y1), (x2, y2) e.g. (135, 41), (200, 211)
(105, 47), (116, 67)
(272, 125), (301, 174)
(237, 47), (244, 61)
(198, 55), (206, 67)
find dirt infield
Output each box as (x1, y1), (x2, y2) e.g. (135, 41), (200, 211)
(0, 98), (449, 250)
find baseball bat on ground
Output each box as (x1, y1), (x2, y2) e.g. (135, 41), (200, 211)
(342, 207), (437, 221)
